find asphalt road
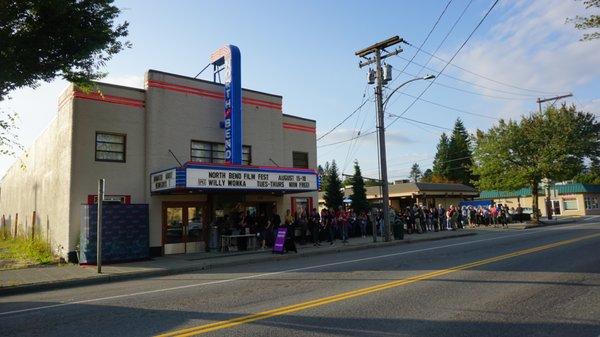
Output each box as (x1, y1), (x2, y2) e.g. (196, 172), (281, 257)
(1, 220), (599, 337)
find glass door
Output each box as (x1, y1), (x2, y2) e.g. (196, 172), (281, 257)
(163, 202), (206, 255)
(186, 206), (204, 253)
(164, 206), (185, 254)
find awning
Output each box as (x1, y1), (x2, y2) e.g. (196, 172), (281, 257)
(150, 162), (319, 195)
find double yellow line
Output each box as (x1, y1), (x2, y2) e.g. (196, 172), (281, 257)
(157, 232), (600, 337)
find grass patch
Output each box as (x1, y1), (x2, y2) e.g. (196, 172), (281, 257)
(0, 237), (56, 270)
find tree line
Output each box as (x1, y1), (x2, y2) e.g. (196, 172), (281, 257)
(322, 104), (600, 221)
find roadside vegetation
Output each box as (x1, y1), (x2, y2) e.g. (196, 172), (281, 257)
(0, 234), (56, 270)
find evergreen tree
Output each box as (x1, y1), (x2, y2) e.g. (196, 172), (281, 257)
(318, 162), (331, 192)
(409, 163), (422, 182)
(432, 133), (450, 179)
(324, 160), (344, 210)
(447, 118), (473, 185)
(421, 168), (433, 182)
(350, 161), (370, 213)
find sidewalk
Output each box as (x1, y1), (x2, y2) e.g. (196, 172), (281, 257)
(473, 216), (583, 231)
(0, 229), (476, 295)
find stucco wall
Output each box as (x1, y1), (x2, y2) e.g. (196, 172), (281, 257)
(492, 194), (590, 216)
(69, 83), (147, 252)
(0, 87), (74, 257)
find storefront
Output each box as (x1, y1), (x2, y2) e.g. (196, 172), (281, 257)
(318, 182), (479, 211)
(152, 163), (318, 254)
(478, 183), (600, 216)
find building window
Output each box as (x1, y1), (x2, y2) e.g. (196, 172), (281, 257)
(95, 132), (126, 162)
(584, 195), (599, 210)
(191, 140), (251, 165)
(292, 151), (309, 168)
(563, 198), (578, 211)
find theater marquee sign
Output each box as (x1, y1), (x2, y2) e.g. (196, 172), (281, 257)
(186, 167), (317, 191)
(150, 165), (318, 193)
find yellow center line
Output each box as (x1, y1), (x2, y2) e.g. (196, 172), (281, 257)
(156, 232), (600, 337)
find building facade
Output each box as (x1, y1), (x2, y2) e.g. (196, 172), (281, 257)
(0, 68), (318, 260)
(319, 182), (479, 211)
(478, 183), (600, 217)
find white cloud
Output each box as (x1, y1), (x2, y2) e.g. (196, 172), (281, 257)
(581, 98), (600, 114)
(448, 0), (600, 120)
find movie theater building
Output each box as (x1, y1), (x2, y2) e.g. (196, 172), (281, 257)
(0, 46), (318, 260)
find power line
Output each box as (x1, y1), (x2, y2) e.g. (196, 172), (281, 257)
(342, 96), (374, 174)
(394, 90), (498, 120)
(342, 95), (370, 173)
(317, 129), (377, 148)
(404, 42), (563, 96)
(363, 155), (473, 172)
(387, 114), (453, 130)
(393, 55), (543, 97)
(318, 108), (466, 149)
(403, 119), (442, 135)
(387, 0), (500, 130)
(393, 67), (532, 101)
(413, 0), (474, 78)
(393, 0), (454, 79)
(317, 0), (452, 160)
(316, 85), (370, 141)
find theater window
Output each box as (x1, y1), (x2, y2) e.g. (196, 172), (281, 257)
(95, 132), (126, 162)
(292, 151), (309, 169)
(191, 140), (251, 165)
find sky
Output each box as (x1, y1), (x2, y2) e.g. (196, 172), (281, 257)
(1, 0), (599, 180)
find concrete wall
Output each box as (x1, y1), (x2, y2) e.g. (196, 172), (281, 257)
(281, 114), (318, 215)
(0, 87), (74, 257)
(69, 83), (147, 252)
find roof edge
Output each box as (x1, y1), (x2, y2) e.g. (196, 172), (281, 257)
(147, 69), (283, 99)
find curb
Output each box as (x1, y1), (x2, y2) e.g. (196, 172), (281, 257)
(0, 232), (476, 296)
(525, 218), (579, 229)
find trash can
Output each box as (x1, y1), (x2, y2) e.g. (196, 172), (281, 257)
(209, 225), (220, 251)
(393, 220), (404, 240)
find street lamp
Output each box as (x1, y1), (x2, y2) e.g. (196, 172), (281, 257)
(377, 74), (434, 242)
(383, 75), (435, 109)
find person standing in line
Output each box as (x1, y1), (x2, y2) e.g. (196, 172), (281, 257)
(359, 211), (368, 238)
(284, 217), (297, 253)
(431, 206), (438, 232)
(451, 206), (459, 230)
(324, 209), (335, 245)
(299, 207), (309, 245)
(446, 206), (453, 230)
(271, 206), (282, 244)
(438, 204), (446, 231)
(256, 211), (267, 249)
(367, 210), (376, 238)
(310, 208), (321, 246)
(339, 207), (349, 244)
(516, 204), (523, 223)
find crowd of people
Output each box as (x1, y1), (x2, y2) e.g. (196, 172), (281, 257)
(222, 202), (525, 253)
(397, 203), (524, 233)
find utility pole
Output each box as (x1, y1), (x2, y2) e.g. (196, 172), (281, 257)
(536, 93), (572, 220)
(97, 178), (105, 274)
(356, 36), (403, 242)
(536, 93), (573, 114)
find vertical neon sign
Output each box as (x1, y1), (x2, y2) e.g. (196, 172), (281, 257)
(210, 45), (242, 164)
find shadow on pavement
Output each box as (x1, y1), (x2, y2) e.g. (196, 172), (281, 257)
(0, 301), (598, 337)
